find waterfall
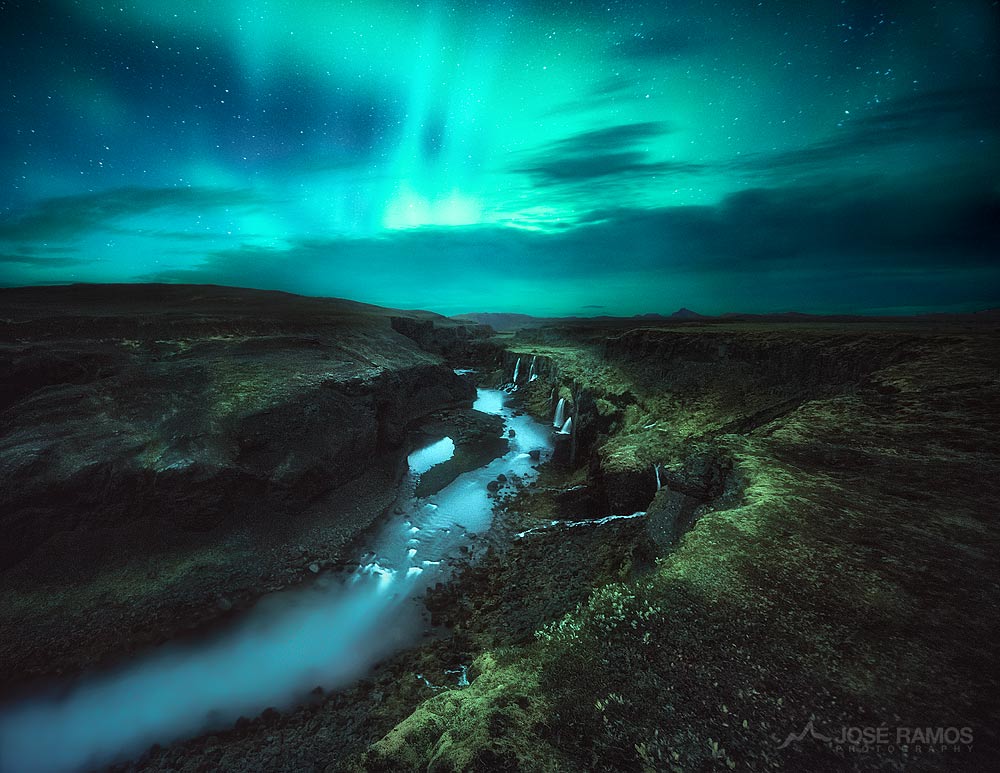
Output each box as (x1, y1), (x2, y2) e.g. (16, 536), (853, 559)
(528, 355), (538, 382)
(512, 357), (521, 384)
(654, 463), (662, 491)
(559, 417), (573, 435)
(553, 398), (566, 428)
(0, 386), (557, 773)
(515, 511), (647, 539)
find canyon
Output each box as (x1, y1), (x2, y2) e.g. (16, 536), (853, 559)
(1, 285), (998, 772)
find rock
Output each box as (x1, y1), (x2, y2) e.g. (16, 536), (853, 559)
(529, 449), (541, 461)
(216, 597), (233, 612)
(496, 474), (507, 483)
(508, 429), (516, 438)
(551, 433), (573, 467)
(486, 480), (500, 493)
(308, 563), (320, 574)
(658, 452), (732, 500)
(645, 488), (702, 550)
(0, 284), (480, 685)
(554, 485), (600, 519)
(261, 707), (281, 724)
(389, 316), (491, 359)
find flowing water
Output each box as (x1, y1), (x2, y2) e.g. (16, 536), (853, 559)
(553, 397), (566, 429)
(0, 388), (553, 773)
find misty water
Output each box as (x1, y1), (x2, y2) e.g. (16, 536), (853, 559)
(0, 388), (553, 773)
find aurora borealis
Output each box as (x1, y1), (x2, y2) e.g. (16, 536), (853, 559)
(1, 0), (998, 315)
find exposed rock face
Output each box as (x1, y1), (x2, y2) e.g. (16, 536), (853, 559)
(389, 316), (493, 362)
(601, 327), (917, 396)
(0, 284), (475, 685)
(0, 359), (472, 575)
(551, 485), (598, 519)
(644, 488), (702, 550)
(593, 463), (659, 515)
(656, 451), (732, 500)
(504, 326), (927, 518)
(644, 452), (735, 549)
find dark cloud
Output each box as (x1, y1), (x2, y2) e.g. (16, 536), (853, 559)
(0, 253), (83, 268)
(589, 76), (638, 98)
(0, 187), (262, 243)
(575, 176), (1000, 273)
(547, 76), (658, 115)
(512, 122), (698, 186)
(737, 86), (1000, 174)
(516, 154), (704, 184)
(551, 85), (1000, 182)
(857, 86), (1000, 134)
(141, 174), (1000, 314)
(547, 122), (672, 154)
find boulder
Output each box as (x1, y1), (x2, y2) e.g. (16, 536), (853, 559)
(644, 488), (702, 550)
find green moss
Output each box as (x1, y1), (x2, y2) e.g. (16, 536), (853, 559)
(361, 650), (568, 772)
(360, 325), (1000, 770)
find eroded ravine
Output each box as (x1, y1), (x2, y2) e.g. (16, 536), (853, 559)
(0, 387), (553, 773)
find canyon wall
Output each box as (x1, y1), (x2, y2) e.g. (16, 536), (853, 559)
(0, 285), (476, 686)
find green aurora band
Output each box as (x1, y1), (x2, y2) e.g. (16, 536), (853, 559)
(1, 0), (998, 314)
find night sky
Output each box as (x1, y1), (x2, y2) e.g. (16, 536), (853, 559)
(1, 0), (998, 316)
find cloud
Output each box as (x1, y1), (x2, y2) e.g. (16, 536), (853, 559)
(515, 154), (704, 184)
(512, 122), (701, 186)
(855, 86), (1000, 136)
(0, 186), (262, 243)
(577, 175), (1000, 273)
(139, 173), (1000, 314)
(546, 122), (673, 154)
(0, 252), (83, 268)
(736, 86), (1000, 174)
(544, 85), (1000, 186)
(589, 76), (638, 97)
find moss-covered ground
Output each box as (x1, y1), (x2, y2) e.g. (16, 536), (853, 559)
(358, 322), (1000, 772)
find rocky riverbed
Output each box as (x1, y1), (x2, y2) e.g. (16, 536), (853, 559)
(0, 284), (484, 690)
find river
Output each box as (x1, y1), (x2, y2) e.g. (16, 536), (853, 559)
(0, 387), (553, 773)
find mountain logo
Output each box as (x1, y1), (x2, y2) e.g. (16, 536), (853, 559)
(775, 719), (832, 749)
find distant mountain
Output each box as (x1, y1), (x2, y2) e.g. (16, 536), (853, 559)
(453, 308), (710, 331)
(630, 309), (705, 320)
(671, 308), (705, 319)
